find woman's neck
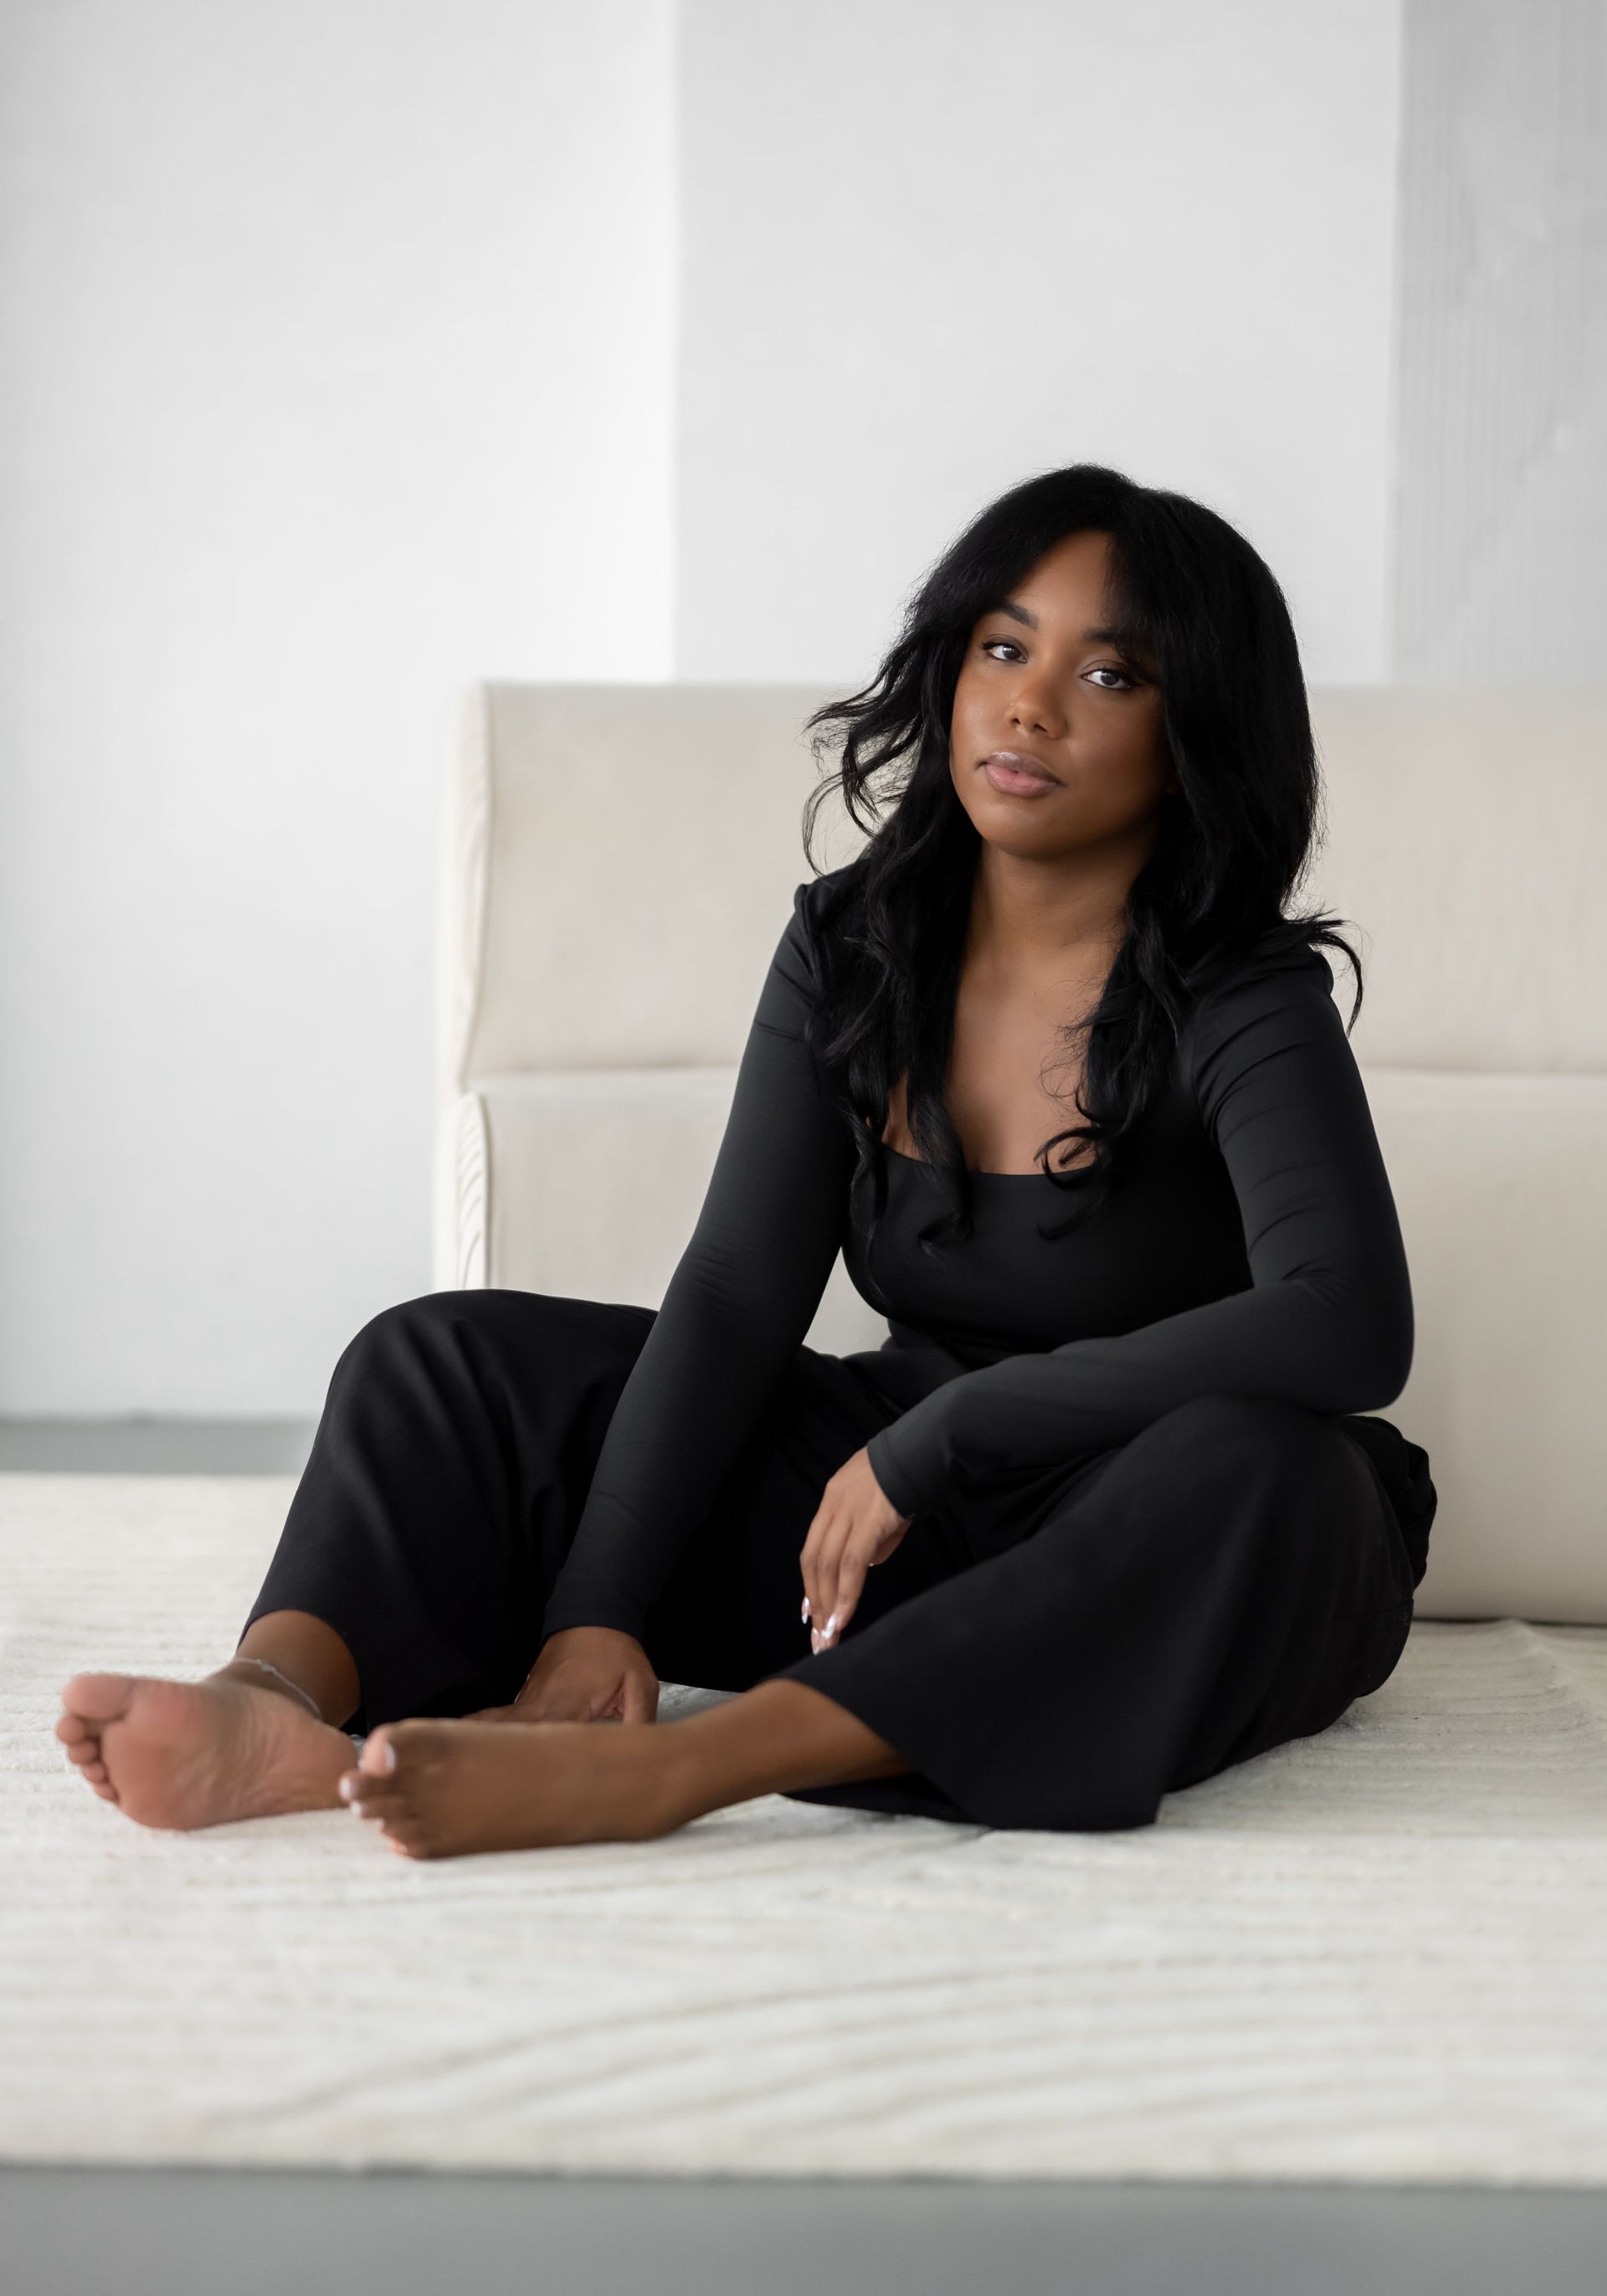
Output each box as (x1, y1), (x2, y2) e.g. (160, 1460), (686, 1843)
(965, 844), (1136, 986)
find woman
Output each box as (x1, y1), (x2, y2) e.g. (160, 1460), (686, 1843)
(56, 463), (1436, 1858)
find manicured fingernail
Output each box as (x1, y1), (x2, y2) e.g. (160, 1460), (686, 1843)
(338, 1775), (357, 1800)
(801, 1596), (811, 1621)
(825, 1614), (839, 1637)
(350, 1800), (367, 1818)
(810, 1629), (820, 1653)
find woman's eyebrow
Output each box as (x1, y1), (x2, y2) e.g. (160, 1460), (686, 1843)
(994, 598), (1132, 647)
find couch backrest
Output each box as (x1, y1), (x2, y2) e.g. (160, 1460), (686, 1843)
(437, 681), (1607, 1626)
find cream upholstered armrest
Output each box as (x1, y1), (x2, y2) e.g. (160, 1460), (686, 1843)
(432, 681), (884, 1358)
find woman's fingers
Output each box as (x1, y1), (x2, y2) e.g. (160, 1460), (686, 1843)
(828, 1547), (869, 1641)
(801, 1450), (911, 1652)
(810, 1522), (860, 1650)
(814, 1539), (866, 1646)
(803, 1519), (838, 1646)
(798, 1515), (828, 1636)
(621, 1670), (658, 1725)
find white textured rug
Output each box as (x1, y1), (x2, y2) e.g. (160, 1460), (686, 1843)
(3, 1472), (1606, 2188)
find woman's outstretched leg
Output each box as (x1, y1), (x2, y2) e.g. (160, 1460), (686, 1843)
(778, 1392), (1428, 1831)
(341, 1677), (913, 1859)
(55, 1288), (659, 1829)
(332, 1390), (1430, 1855)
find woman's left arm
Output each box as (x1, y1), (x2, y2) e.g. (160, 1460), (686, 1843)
(861, 953), (1415, 1521)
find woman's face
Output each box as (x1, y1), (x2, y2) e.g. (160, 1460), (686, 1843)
(948, 528), (1177, 865)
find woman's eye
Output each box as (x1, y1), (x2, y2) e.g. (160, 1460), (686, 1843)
(980, 641), (1136, 691)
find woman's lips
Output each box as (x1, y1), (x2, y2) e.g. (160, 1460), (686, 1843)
(981, 751), (1060, 798)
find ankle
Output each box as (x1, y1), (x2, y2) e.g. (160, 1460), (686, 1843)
(638, 1724), (712, 1836)
(650, 1714), (754, 1831)
(212, 1657), (325, 1722)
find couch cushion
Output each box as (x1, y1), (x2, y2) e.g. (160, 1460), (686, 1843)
(1362, 1066), (1607, 1622)
(1299, 686), (1607, 1071)
(443, 683), (1607, 1086)
(464, 1071), (885, 1359)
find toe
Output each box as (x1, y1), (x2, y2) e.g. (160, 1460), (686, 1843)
(345, 1762), (399, 1799)
(358, 1728), (398, 1780)
(342, 1765), (403, 1821)
(59, 1672), (138, 1725)
(380, 1816), (434, 1859)
(55, 1712), (95, 1746)
(64, 1738), (100, 1768)
(382, 1719), (454, 1777)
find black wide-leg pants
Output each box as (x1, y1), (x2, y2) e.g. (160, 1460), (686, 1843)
(243, 1288), (1437, 1832)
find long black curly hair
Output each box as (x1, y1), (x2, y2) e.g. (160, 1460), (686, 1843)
(797, 461), (1362, 1256)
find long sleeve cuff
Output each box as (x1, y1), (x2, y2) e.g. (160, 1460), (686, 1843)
(865, 1407), (952, 1520)
(538, 1586), (650, 1646)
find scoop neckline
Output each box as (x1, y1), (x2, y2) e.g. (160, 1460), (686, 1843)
(880, 1138), (1097, 1184)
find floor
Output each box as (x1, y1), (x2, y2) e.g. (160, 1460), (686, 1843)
(5, 1418), (1603, 2295)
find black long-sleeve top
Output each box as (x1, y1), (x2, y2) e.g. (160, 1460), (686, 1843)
(539, 861), (1415, 1644)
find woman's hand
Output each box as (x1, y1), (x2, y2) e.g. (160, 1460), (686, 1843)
(799, 1447), (911, 1651)
(501, 1626), (660, 1723)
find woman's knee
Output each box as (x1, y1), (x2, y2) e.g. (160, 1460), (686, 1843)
(326, 1290), (547, 1405)
(336, 1289), (476, 1369)
(328, 1289), (654, 1414)
(337, 1287), (582, 1359)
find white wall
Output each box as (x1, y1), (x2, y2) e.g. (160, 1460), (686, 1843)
(1, 0), (1424, 1418)
(0, 0), (677, 1413)
(1390, 0), (1607, 680)
(674, 0), (1404, 684)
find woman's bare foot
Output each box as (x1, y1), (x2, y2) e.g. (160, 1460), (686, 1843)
(339, 1679), (912, 1860)
(55, 1669), (355, 1830)
(340, 1718), (691, 1858)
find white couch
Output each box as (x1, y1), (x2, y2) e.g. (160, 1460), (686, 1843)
(434, 681), (1607, 1628)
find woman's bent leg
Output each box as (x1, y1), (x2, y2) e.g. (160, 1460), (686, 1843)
(244, 1288), (658, 1728)
(338, 1347), (979, 1856)
(56, 1287), (658, 1828)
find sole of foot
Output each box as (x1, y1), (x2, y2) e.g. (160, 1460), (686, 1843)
(55, 1671), (354, 1831)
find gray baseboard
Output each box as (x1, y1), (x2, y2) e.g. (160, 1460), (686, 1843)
(0, 1419), (316, 1474)
(4, 2164), (1606, 2296)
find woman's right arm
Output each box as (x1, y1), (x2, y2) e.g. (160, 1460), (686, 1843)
(533, 874), (857, 1654)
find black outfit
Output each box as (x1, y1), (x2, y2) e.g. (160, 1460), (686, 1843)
(244, 865), (1436, 1831)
